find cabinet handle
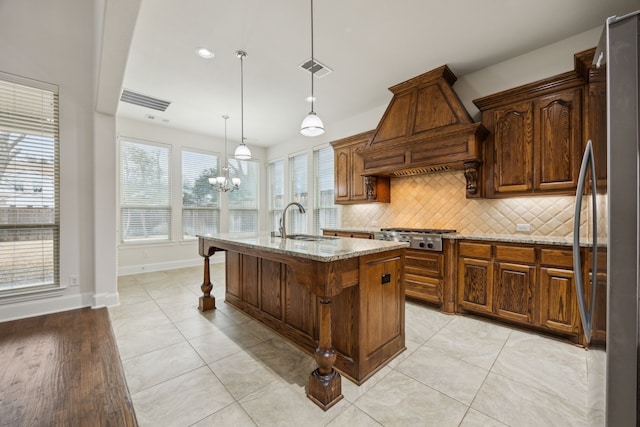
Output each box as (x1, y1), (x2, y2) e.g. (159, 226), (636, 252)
(381, 273), (391, 285)
(573, 139), (598, 344)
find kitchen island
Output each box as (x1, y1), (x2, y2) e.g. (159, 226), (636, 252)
(197, 232), (408, 410)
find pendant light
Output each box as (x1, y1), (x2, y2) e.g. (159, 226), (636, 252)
(234, 51), (252, 159)
(300, 0), (324, 137)
(209, 115), (241, 192)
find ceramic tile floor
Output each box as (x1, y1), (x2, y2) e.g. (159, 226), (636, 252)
(109, 265), (605, 427)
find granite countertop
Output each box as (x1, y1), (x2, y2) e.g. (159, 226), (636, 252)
(198, 232), (409, 262)
(321, 227), (602, 247)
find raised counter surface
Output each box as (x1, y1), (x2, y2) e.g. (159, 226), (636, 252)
(197, 231), (408, 261)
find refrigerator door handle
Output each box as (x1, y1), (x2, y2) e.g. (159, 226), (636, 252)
(573, 139), (598, 344)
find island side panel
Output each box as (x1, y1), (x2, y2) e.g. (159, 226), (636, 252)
(358, 249), (406, 382)
(260, 259), (283, 320)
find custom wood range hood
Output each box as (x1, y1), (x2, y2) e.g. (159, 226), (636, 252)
(357, 65), (488, 197)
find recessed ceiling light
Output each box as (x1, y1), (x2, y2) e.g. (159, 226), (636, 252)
(306, 96), (316, 103)
(196, 47), (214, 59)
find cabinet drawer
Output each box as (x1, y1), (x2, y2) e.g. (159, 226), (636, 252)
(405, 249), (443, 276)
(540, 248), (574, 268)
(495, 245), (535, 264)
(459, 242), (492, 259)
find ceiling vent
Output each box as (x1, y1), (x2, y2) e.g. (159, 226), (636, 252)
(120, 89), (171, 112)
(299, 58), (333, 78)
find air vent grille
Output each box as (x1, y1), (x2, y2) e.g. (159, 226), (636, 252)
(299, 58), (333, 78)
(120, 89), (171, 112)
(392, 165), (452, 176)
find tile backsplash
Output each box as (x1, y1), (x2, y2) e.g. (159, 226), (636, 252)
(341, 171), (606, 239)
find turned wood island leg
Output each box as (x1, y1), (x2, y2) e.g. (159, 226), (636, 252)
(198, 240), (218, 312)
(307, 296), (343, 410)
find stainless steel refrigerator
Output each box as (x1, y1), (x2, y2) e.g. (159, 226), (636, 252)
(574, 10), (640, 426)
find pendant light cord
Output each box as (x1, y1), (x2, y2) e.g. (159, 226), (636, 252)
(240, 53), (245, 145)
(310, 0), (315, 114)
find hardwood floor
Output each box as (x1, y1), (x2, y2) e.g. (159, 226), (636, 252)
(0, 307), (137, 426)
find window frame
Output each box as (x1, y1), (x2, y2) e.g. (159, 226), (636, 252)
(118, 137), (172, 244)
(0, 71), (60, 296)
(181, 147), (220, 240)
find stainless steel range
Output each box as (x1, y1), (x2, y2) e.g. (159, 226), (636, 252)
(373, 228), (456, 251)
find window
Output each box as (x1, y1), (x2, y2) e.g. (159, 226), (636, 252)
(182, 149), (219, 239)
(288, 152), (308, 234)
(228, 158), (259, 233)
(314, 146), (337, 234)
(268, 159), (284, 232)
(119, 139), (171, 242)
(0, 72), (59, 293)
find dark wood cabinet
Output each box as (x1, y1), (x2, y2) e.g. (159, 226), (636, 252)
(539, 267), (578, 334)
(404, 248), (444, 306)
(457, 242), (493, 315)
(474, 48), (604, 198)
(494, 262), (536, 325)
(534, 89), (583, 192)
(454, 240), (597, 343)
(491, 102), (534, 193)
(538, 248), (580, 334)
(331, 131), (390, 204)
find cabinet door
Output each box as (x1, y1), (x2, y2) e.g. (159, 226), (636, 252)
(334, 146), (350, 202)
(492, 102), (534, 194)
(458, 257), (493, 314)
(494, 262), (536, 325)
(534, 89), (582, 192)
(350, 144), (368, 202)
(361, 253), (403, 357)
(539, 267), (579, 334)
(586, 67), (607, 191)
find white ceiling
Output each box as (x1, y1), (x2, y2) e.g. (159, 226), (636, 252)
(118, 0), (638, 147)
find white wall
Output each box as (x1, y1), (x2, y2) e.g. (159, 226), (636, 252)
(115, 117), (268, 275)
(0, 0), (109, 321)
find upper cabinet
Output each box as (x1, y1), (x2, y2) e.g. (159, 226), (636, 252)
(473, 48), (606, 198)
(331, 131), (390, 205)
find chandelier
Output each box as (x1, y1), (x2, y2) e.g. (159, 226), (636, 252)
(209, 115), (240, 192)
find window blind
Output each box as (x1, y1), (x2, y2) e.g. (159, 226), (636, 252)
(288, 153), (308, 234)
(268, 159), (284, 232)
(314, 146), (337, 234)
(119, 139), (171, 242)
(182, 149), (219, 239)
(228, 158), (258, 233)
(0, 72), (59, 293)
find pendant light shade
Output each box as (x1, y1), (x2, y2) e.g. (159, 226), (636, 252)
(234, 143), (252, 160)
(300, 0), (324, 137)
(235, 50), (252, 159)
(301, 111), (324, 137)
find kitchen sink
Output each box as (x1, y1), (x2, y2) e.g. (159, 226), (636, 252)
(287, 234), (339, 242)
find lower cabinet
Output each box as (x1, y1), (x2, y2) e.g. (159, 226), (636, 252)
(405, 248), (444, 305)
(456, 240), (586, 342)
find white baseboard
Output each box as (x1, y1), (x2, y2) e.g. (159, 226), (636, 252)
(0, 292), (95, 323)
(117, 253), (225, 276)
(93, 292), (120, 308)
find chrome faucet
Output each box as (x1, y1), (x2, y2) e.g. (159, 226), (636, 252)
(279, 202), (305, 239)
